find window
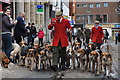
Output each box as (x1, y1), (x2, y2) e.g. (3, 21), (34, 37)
(76, 15), (81, 20)
(89, 4), (94, 8)
(103, 15), (107, 23)
(82, 4), (87, 7)
(96, 15), (102, 23)
(82, 15), (87, 20)
(96, 3), (101, 8)
(103, 2), (108, 7)
(76, 4), (81, 8)
(88, 15), (93, 24)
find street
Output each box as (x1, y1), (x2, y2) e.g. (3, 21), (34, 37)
(0, 41), (119, 80)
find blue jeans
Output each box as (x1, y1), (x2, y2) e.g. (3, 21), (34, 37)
(2, 33), (12, 60)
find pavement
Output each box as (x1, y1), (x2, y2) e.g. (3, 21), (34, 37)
(0, 40), (119, 80)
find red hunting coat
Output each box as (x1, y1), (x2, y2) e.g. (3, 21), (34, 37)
(91, 26), (104, 43)
(48, 18), (72, 47)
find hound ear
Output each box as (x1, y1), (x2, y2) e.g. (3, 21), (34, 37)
(67, 49), (69, 53)
(2, 60), (5, 63)
(72, 50), (74, 53)
(25, 43), (27, 45)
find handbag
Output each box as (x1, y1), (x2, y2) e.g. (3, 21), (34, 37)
(32, 34), (36, 38)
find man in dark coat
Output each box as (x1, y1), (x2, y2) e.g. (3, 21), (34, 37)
(14, 12), (27, 44)
(30, 23), (37, 46)
(26, 23), (31, 46)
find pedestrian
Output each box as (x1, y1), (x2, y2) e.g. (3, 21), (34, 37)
(75, 28), (84, 43)
(31, 23), (37, 46)
(90, 21), (104, 49)
(84, 28), (91, 44)
(48, 11), (72, 71)
(37, 28), (44, 47)
(103, 29), (109, 43)
(26, 23), (31, 46)
(115, 31), (118, 45)
(14, 12), (27, 44)
(118, 31), (120, 43)
(2, 7), (17, 61)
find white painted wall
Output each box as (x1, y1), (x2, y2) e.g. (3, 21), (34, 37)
(63, 2), (69, 16)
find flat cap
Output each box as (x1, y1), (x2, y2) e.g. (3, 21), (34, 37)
(95, 21), (99, 24)
(55, 11), (62, 16)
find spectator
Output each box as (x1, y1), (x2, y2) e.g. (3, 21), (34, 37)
(2, 7), (17, 61)
(91, 21), (104, 49)
(26, 23), (31, 46)
(84, 28), (91, 44)
(75, 28), (84, 43)
(103, 29), (109, 43)
(115, 31), (118, 45)
(31, 23), (37, 46)
(37, 28), (44, 47)
(14, 12), (27, 44)
(118, 31), (120, 43)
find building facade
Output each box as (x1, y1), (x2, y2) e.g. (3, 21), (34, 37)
(69, 2), (120, 40)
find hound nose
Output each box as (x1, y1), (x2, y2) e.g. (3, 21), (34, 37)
(91, 57), (93, 60)
(76, 47), (79, 50)
(103, 58), (106, 61)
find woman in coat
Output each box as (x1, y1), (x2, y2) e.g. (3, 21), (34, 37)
(37, 28), (44, 47)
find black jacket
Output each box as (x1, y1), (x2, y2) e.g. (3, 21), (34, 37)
(14, 16), (27, 37)
(2, 13), (14, 32)
(31, 26), (37, 36)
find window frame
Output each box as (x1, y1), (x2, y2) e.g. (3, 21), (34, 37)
(82, 4), (87, 7)
(76, 15), (81, 20)
(103, 2), (108, 7)
(96, 3), (101, 8)
(89, 4), (94, 8)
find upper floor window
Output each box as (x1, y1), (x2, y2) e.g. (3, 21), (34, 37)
(89, 4), (94, 8)
(103, 2), (108, 7)
(96, 3), (101, 8)
(82, 4), (87, 7)
(76, 4), (81, 8)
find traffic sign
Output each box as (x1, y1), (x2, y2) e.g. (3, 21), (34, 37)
(36, 5), (44, 14)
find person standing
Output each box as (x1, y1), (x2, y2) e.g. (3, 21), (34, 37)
(75, 28), (84, 44)
(26, 23), (31, 46)
(103, 29), (109, 43)
(115, 31), (118, 45)
(2, 7), (17, 61)
(90, 21), (104, 49)
(48, 11), (72, 71)
(37, 28), (44, 47)
(31, 23), (37, 46)
(118, 31), (120, 43)
(14, 12), (27, 44)
(84, 28), (91, 44)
